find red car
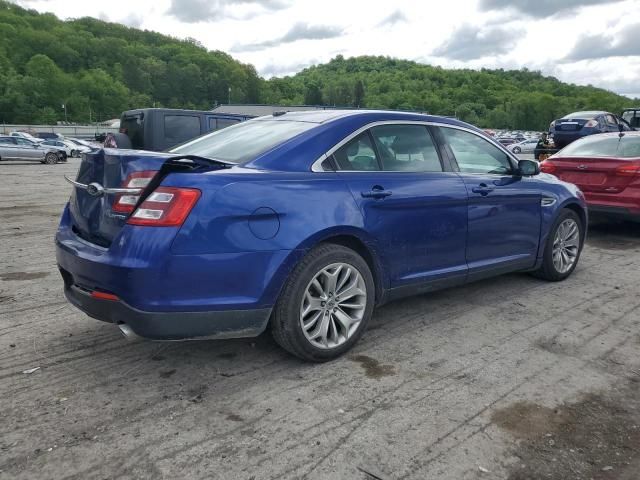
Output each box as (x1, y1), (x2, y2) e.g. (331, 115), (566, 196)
(540, 132), (640, 221)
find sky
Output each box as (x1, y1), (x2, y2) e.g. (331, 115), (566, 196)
(12, 0), (640, 98)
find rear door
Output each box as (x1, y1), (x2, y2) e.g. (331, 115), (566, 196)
(437, 126), (541, 278)
(332, 124), (468, 289)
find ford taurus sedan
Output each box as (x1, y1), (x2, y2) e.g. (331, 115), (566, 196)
(56, 110), (587, 361)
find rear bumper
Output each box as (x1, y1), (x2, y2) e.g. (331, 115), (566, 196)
(63, 280), (271, 340)
(588, 205), (640, 221)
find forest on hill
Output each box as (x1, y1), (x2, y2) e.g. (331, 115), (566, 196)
(0, 1), (635, 130)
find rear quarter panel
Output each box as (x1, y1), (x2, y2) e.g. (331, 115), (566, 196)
(167, 169), (367, 255)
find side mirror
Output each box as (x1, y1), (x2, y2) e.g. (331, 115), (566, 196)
(518, 159), (540, 176)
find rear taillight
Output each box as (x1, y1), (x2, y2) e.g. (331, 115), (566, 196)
(584, 120), (598, 128)
(540, 160), (556, 174)
(127, 187), (200, 227)
(112, 171), (156, 214)
(616, 162), (640, 177)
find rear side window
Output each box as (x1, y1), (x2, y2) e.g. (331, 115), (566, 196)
(0, 137), (14, 145)
(164, 115), (201, 147)
(440, 127), (513, 174)
(333, 133), (381, 171)
(209, 117), (241, 131)
(370, 125), (442, 172)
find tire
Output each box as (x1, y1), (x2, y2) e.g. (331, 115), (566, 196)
(271, 244), (375, 362)
(44, 153), (58, 165)
(513, 146), (521, 154)
(532, 209), (584, 281)
(71, 150), (78, 157)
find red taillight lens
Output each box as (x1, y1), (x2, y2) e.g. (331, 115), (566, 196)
(112, 171), (157, 214)
(127, 187), (200, 227)
(616, 162), (640, 177)
(540, 160), (556, 174)
(584, 120), (598, 128)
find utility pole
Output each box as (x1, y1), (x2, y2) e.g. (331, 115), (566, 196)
(62, 103), (67, 123)
(228, 86), (231, 104)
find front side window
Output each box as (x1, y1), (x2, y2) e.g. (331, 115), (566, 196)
(440, 127), (513, 174)
(370, 125), (442, 172)
(333, 133), (380, 171)
(164, 115), (201, 146)
(15, 138), (33, 146)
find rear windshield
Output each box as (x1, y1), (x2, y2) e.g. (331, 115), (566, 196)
(622, 110), (640, 128)
(120, 114), (145, 149)
(559, 134), (640, 158)
(169, 119), (316, 163)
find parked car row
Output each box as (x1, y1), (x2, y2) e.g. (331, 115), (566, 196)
(0, 135), (62, 164)
(0, 132), (98, 164)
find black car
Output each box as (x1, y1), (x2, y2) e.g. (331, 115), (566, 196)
(550, 111), (633, 148)
(113, 108), (252, 151)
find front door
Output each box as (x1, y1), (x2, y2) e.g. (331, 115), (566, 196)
(331, 124), (468, 290)
(436, 126), (542, 280)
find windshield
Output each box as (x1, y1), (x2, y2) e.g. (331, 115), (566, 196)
(559, 134), (640, 158)
(169, 119), (316, 163)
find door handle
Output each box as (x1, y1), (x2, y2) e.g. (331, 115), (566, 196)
(361, 187), (393, 199)
(471, 183), (494, 195)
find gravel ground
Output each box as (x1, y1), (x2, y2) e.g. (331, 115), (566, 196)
(0, 158), (639, 480)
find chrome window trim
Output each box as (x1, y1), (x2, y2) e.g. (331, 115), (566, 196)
(310, 120), (520, 172)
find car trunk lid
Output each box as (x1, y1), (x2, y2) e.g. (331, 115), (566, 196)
(555, 118), (589, 131)
(67, 149), (229, 247)
(546, 156), (640, 193)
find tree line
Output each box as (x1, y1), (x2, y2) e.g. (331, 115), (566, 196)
(0, 1), (635, 130)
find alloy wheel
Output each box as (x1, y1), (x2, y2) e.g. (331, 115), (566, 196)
(552, 218), (580, 274)
(299, 262), (367, 349)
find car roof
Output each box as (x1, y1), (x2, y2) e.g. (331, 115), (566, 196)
(251, 109), (472, 128)
(562, 111), (608, 119)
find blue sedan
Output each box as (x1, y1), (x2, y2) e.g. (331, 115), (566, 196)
(56, 110), (587, 361)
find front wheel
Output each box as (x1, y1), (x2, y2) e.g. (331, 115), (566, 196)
(71, 150), (78, 157)
(43, 152), (58, 164)
(271, 244), (375, 362)
(513, 146), (521, 154)
(532, 209), (583, 281)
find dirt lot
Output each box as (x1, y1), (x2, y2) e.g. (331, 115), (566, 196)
(1, 158), (639, 480)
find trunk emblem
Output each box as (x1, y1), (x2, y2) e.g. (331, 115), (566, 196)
(86, 183), (105, 197)
(578, 165), (588, 170)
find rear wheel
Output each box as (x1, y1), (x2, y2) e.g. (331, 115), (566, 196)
(513, 146), (521, 154)
(71, 149), (78, 157)
(271, 244), (375, 362)
(532, 209), (583, 281)
(43, 152), (58, 165)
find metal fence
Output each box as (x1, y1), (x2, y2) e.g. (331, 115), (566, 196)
(0, 124), (119, 139)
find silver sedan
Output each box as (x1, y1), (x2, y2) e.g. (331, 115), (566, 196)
(0, 136), (61, 164)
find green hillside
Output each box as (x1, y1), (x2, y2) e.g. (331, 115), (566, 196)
(0, 1), (634, 130)
(265, 56), (635, 131)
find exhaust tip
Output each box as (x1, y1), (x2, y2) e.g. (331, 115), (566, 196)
(118, 323), (142, 342)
